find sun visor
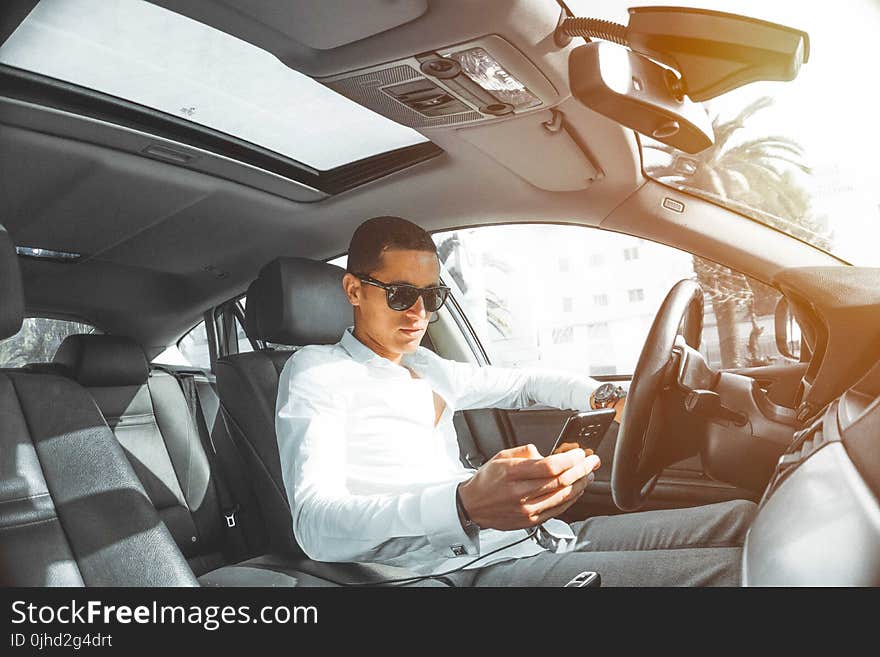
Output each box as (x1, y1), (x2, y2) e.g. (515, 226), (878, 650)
(456, 108), (602, 192)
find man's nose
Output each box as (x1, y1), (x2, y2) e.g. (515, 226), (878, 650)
(406, 294), (427, 318)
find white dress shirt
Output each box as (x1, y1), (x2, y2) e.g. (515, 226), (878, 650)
(275, 327), (599, 576)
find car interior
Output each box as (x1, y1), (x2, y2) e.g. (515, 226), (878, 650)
(1, 0), (878, 586)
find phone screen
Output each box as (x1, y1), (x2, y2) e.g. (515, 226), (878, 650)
(547, 409), (616, 456)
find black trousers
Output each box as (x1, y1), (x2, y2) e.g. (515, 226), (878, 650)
(445, 499), (756, 587)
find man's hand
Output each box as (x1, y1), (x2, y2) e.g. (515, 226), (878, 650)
(457, 444), (601, 531)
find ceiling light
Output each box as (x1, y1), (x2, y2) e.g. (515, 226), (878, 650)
(447, 47), (541, 110)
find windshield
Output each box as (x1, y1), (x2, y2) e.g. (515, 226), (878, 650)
(0, 0), (428, 171)
(568, 0), (880, 266)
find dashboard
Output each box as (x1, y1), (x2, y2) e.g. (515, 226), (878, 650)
(742, 266), (880, 585)
(775, 267), (880, 422)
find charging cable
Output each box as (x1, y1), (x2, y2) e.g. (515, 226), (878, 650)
(327, 528), (541, 587)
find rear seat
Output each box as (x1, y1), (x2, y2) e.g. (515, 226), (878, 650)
(53, 335), (241, 576)
(0, 223), (197, 586)
(51, 334), (436, 586)
(51, 334), (312, 585)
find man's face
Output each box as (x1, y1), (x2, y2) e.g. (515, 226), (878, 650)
(344, 248), (440, 361)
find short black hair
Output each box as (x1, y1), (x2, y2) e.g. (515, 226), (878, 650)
(347, 216), (437, 275)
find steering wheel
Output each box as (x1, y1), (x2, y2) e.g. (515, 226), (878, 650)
(611, 279), (704, 511)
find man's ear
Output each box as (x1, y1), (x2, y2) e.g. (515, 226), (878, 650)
(342, 272), (361, 307)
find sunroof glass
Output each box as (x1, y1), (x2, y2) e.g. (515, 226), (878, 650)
(0, 0), (429, 171)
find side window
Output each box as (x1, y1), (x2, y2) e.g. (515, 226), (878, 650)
(235, 297), (253, 354)
(153, 321), (211, 369)
(0, 317), (98, 368)
(433, 224), (785, 375)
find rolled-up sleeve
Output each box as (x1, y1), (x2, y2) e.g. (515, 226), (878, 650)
(427, 351), (600, 413)
(275, 349), (478, 563)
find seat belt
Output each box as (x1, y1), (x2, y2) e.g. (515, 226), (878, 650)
(175, 373), (252, 561)
(453, 412), (487, 469)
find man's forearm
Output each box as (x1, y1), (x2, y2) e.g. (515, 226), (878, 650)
(293, 480), (479, 562)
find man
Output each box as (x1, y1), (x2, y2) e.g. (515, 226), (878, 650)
(276, 216), (755, 586)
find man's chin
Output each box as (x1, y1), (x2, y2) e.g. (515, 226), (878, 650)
(396, 329), (424, 349)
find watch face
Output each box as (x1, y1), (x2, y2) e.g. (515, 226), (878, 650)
(594, 382), (616, 404)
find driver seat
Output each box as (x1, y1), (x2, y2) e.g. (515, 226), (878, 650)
(215, 258), (441, 585)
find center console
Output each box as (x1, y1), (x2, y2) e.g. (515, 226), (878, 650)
(742, 361), (880, 585)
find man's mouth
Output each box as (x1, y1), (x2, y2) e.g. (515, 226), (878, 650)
(399, 326), (425, 336)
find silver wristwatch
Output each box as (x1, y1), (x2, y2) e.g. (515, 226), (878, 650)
(591, 382), (627, 409)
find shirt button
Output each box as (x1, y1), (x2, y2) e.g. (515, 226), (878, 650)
(451, 544), (467, 556)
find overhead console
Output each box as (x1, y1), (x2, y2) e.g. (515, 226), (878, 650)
(320, 35), (560, 129)
(320, 34), (606, 192)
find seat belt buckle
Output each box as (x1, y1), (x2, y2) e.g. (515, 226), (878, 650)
(533, 523), (576, 553)
(224, 506), (239, 528)
(564, 571), (601, 587)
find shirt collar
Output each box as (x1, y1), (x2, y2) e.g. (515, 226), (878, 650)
(339, 326), (421, 371)
(339, 326), (380, 364)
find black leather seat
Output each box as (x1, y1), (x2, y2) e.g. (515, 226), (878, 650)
(0, 224), (197, 586)
(0, 231), (434, 586)
(51, 332), (429, 586)
(53, 334), (244, 577)
(213, 258), (444, 585)
(51, 334), (322, 586)
(216, 257), (353, 554)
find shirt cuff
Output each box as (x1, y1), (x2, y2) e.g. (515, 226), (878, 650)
(421, 480), (480, 558)
(570, 378), (598, 411)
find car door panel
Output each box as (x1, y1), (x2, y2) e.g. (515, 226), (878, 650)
(458, 403), (758, 518)
(453, 408), (508, 468)
(435, 224), (795, 516)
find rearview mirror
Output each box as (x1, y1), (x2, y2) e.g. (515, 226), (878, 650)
(624, 6), (809, 102)
(569, 42), (714, 154)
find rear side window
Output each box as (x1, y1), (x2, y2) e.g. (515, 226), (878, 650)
(0, 317), (98, 368)
(153, 321), (212, 369)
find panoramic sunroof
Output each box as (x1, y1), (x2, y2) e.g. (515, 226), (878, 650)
(0, 0), (429, 171)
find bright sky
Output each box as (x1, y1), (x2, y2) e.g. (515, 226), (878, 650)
(570, 0), (880, 266)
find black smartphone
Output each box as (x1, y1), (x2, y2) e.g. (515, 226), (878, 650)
(546, 409), (616, 456)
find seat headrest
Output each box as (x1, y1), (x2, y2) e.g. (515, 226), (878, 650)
(245, 257), (352, 346)
(54, 335), (149, 387)
(0, 224), (24, 340)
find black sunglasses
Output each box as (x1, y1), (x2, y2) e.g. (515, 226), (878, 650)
(352, 273), (451, 312)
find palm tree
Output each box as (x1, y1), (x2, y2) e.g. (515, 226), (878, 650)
(645, 96), (831, 367)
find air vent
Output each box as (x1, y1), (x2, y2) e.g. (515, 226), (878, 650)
(758, 413), (835, 508)
(774, 424), (828, 474)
